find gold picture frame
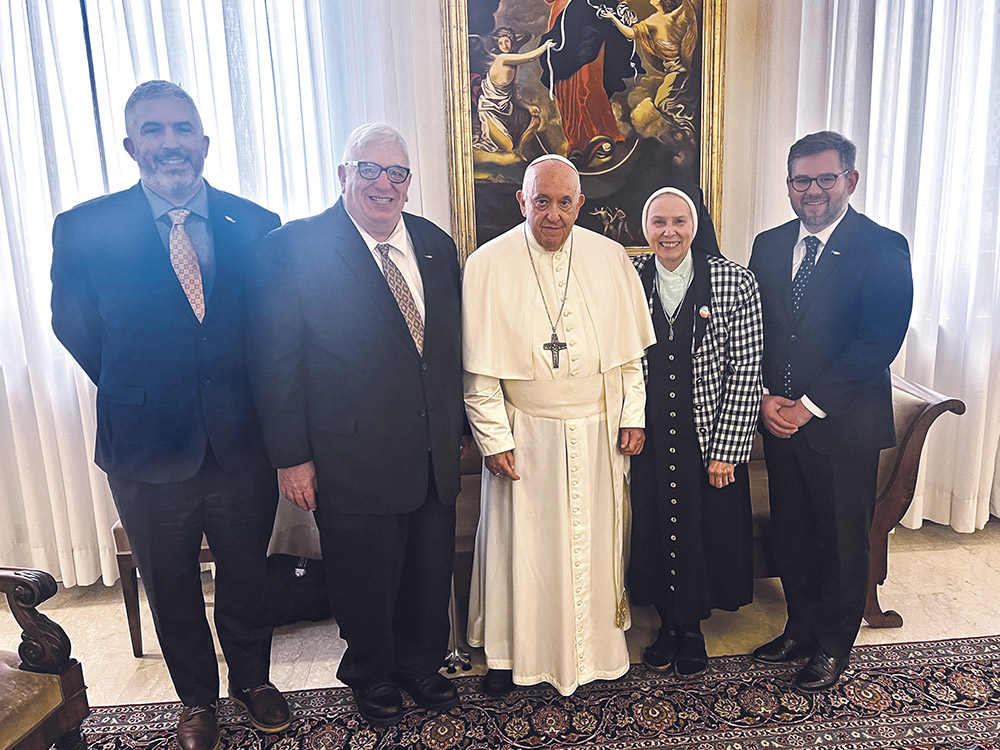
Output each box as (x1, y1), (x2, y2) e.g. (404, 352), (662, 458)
(442, 0), (726, 261)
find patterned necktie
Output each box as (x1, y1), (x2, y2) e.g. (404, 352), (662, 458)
(167, 208), (205, 322)
(376, 242), (424, 354)
(782, 235), (821, 396)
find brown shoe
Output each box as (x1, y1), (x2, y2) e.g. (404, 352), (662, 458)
(229, 682), (292, 733)
(177, 704), (219, 750)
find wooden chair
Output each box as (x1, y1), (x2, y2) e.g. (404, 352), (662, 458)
(863, 374), (965, 627)
(111, 520), (213, 657)
(0, 568), (88, 750)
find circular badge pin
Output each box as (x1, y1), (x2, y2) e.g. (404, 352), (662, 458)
(699, 305), (711, 319)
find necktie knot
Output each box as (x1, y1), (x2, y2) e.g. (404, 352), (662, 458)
(375, 242), (393, 261)
(168, 208), (191, 227)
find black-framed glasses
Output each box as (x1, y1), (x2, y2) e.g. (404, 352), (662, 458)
(789, 170), (850, 192)
(344, 160), (411, 184)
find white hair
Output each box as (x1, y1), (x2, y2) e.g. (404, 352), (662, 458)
(342, 123), (409, 164)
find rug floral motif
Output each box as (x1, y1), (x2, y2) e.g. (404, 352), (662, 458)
(84, 636), (1000, 749)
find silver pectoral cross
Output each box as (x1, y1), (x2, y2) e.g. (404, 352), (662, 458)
(543, 331), (568, 368)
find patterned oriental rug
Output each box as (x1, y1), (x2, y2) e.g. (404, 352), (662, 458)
(83, 636), (1000, 750)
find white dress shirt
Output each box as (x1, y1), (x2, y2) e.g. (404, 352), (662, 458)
(346, 213), (425, 319)
(791, 207), (848, 279)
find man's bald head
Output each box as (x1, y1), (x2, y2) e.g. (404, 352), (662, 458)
(518, 157), (585, 251)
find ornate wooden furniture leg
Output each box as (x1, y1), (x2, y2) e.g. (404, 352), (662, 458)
(1, 567), (90, 750)
(863, 374), (966, 628)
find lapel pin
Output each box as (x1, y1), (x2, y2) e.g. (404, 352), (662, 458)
(423, 254), (434, 259)
(699, 305), (711, 319)
(224, 215), (236, 223)
(832, 250), (841, 255)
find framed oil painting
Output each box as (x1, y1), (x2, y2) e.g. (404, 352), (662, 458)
(442, 0), (726, 260)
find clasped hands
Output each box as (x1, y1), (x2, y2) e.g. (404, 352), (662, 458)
(484, 428), (645, 481)
(760, 394), (814, 439)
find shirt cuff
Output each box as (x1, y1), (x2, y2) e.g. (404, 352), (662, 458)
(801, 394), (827, 418)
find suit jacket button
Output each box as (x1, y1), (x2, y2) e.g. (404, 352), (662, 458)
(422, 362), (429, 371)
(790, 334), (798, 342)
(418, 409), (427, 417)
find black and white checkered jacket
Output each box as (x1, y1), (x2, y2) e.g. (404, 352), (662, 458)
(633, 252), (763, 467)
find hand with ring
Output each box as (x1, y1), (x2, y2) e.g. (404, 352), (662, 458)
(485, 450), (520, 481)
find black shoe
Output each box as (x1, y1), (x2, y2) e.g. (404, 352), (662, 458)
(393, 669), (459, 710)
(481, 668), (516, 696)
(794, 651), (849, 693)
(674, 627), (708, 679)
(352, 681), (403, 726)
(641, 628), (677, 672)
(752, 635), (816, 664)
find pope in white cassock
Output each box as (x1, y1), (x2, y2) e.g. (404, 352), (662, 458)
(463, 155), (656, 696)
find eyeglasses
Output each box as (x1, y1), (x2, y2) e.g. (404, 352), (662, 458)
(788, 170), (850, 192)
(344, 160), (411, 184)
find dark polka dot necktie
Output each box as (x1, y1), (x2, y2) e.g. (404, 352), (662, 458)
(782, 235), (821, 397)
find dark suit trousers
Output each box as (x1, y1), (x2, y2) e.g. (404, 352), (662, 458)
(762, 431), (879, 657)
(313, 459), (456, 688)
(108, 447), (278, 706)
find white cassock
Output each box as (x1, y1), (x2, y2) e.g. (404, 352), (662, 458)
(463, 223), (655, 695)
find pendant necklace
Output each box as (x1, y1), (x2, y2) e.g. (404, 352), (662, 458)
(653, 274), (690, 342)
(525, 226), (573, 368)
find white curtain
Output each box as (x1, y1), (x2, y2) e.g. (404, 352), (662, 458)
(727, 0), (999, 532)
(0, 0), (451, 585)
(869, 1), (1000, 531)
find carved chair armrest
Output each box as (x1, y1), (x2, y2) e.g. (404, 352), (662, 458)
(864, 374), (966, 628)
(0, 567), (73, 674)
(877, 373), (967, 507)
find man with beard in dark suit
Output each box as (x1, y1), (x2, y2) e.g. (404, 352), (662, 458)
(51, 81), (290, 750)
(748, 131), (913, 693)
(247, 123), (467, 727)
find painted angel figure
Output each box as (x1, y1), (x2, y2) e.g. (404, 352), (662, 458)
(599, 0), (699, 132)
(474, 28), (555, 159)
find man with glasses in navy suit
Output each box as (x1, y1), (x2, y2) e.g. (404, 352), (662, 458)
(748, 131), (913, 693)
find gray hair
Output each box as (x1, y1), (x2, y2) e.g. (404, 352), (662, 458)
(787, 130), (857, 176)
(342, 123), (410, 164)
(124, 80), (200, 136)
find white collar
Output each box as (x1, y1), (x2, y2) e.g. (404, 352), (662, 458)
(347, 213), (407, 253)
(653, 249), (693, 282)
(524, 223), (571, 257)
